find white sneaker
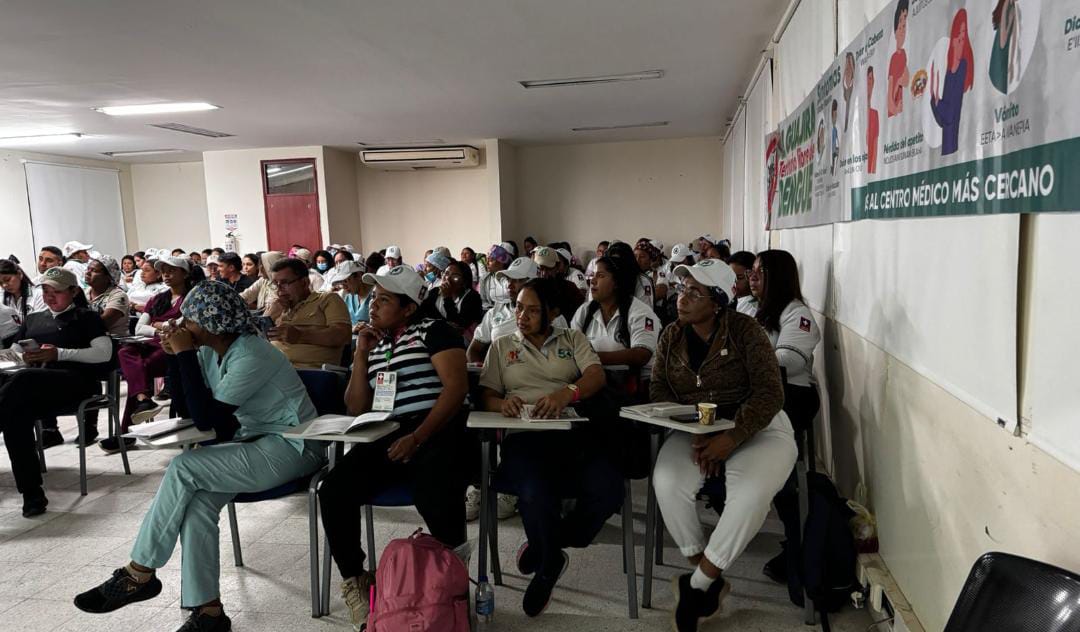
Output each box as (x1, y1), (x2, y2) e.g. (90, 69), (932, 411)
(497, 493), (518, 520)
(465, 486), (481, 522)
(341, 573), (374, 632)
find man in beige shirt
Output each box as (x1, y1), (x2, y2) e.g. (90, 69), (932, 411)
(268, 258), (351, 369)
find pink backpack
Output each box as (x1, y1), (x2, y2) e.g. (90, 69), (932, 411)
(369, 531), (471, 632)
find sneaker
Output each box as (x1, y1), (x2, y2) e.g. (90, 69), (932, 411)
(522, 551), (569, 617)
(516, 540), (538, 575)
(176, 610), (231, 632)
(130, 400), (164, 425)
(99, 436), (137, 455)
(74, 567), (163, 613)
(154, 388), (171, 402)
(465, 485), (481, 522)
(670, 573), (731, 632)
(497, 493), (518, 519)
(22, 494), (47, 518)
(41, 428), (64, 449)
(342, 572), (375, 632)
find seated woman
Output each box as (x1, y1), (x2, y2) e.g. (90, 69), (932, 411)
(85, 255), (131, 337)
(241, 253), (260, 283)
(312, 249), (334, 277)
(421, 259), (482, 341)
(127, 261), (167, 313)
(317, 264), (469, 632)
(571, 252), (659, 373)
(0, 259), (33, 343)
(479, 278), (619, 617)
(119, 255), (138, 290)
(103, 257), (204, 454)
(0, 267), (113, 516)
(75, 280), (325, 632)
(326, 260), (371, 328)
(478, 243), (513, 310)
(239, 251), (284, 318)
(650, 259), (796, 632)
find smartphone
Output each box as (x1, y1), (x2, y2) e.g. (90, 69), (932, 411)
(17, 339), (40, 352)
(670, 412), (700, 423)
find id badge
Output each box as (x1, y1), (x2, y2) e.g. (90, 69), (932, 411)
(373, 371), (398, 412)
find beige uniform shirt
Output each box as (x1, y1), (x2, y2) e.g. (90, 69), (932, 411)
(272, 291), (350, 369)
(479, 327), (600, 404)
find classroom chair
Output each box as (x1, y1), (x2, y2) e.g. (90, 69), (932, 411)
(944, 552), (1080, 632)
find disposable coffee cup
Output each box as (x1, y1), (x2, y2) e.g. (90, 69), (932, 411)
(697, 403), (717, 426)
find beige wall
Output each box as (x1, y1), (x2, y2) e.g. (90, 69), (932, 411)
(202, 146), (327, 253)
(514, 137), (724, 258)
(130, 162), (210, 251)
(323, 148), (362, 248)
(0, 149), (136, 269)
(354, 151), (492, 263)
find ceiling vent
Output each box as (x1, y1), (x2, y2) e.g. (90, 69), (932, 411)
(359, 146), (479, 171)
(149, 123), (234, 138)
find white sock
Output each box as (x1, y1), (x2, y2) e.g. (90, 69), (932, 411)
(690, 567), (716, 591)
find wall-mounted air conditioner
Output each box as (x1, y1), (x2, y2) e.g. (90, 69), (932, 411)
(359, 146), (480, 170)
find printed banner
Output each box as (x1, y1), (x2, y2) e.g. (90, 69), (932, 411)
(767, 0), (1080, 229)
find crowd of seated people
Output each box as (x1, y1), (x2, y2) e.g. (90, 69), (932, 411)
(0, 232), (821, 632)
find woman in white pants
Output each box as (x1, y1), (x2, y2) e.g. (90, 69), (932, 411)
(650, 259), (797, 632)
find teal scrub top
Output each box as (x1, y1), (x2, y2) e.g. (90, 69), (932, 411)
(198, 334), (317, 453)
(344, 292), (371, 326)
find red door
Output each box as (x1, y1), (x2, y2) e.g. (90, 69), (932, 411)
(262, 158), (322, 252)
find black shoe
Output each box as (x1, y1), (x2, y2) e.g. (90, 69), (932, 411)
(22, 494), (47, 518)
(522, 551), (569, 617)
(762, 549), (787, 585)
(74, 567), (163, 613)
(41, 428), (64, 449)
(177, 610), (231, 632)
(516, 540), (539, 575)
(81, 425), (100, 445)
(99, 437), (137, 455)
(154, 388), (171, 402)
(671, 573), (731, 632)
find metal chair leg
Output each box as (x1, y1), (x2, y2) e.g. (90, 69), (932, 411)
(35, 420), (46, 473)
(77, 404), (88, 496)
(643, 431), (661, 608)
(623, 479), (639, 619)
(308, 480), (322, 618)
(321, 533), (332, 616)
(227, 502), (243, 567)
(112, 372), (131, 476)
(796, 430), (817, 625)
(364, 505), (377, 572)
(489, 484), (502, 585)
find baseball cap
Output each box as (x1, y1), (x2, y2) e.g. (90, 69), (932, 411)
(498, 241), (516, 257)
(672, 259), (737, 301)
(293, 248), (313, 264)
(532, 246), (558, 269)
(650, 240), (665, 256)
(433, 246), (451, 259)
(385, 245), (402, 260)
(62, 241), (93, 258)
(37, 266), (79, 290)
(669, 243), (691, 264)
(326, 260), (366, 285)
(154, 256), (192, 274)
(699, 233), (717, 245)
(205, 254), (221, 267)
(496, 257), (539, 281)
(554, 248), (573, 264)
(425, 252), (451, 271)
(362, 265), (426, 305)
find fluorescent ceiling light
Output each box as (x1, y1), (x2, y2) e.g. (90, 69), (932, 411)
(0, 132), (84, 145)
(572, 121), (670, 132)
(357, 139), (445, 146)
(520, 70), (664, 89)
(267, 164), (312, 178)
(101, 149), (185, 157)
(95, 102), (220, 116)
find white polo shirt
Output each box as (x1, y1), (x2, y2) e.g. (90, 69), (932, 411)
(473, 301), (568, 345)
(570, 297), (660, 368)
(478, 271), (509, 309)
(634, 273), (655, 304)
(567, 268), (588, 292)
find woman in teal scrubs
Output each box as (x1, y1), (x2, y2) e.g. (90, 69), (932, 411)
(74, 281), (325, 632)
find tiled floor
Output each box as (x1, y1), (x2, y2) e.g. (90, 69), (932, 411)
(0, 413), (877, 631)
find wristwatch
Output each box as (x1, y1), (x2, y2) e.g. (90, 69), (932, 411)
(566, 383), (581, 402)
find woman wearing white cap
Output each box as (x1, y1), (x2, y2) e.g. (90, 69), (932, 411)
(325, 259), (372, 327)
(377, 245), (403, 274)
(85, 255), (131, 337)
(1, 267), (114, 516)
(317, 265), (469, 632)
(62, 241), (93, 288)
(128, 261), (168, 313)
(650, 258), (796, 632)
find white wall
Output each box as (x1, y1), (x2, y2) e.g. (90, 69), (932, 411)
(514, 137), (724, 258)
(0, 149), (136, 269)
(202, 146), (327, 252)
(323, 148), (362, 248)
(130, 162), (210, 251)
(355, 152), (492, 264)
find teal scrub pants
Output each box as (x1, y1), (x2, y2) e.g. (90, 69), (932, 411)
(130, 434), (324, 607)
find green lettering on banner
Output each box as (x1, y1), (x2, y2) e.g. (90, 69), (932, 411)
(851, 138), (1080, 219)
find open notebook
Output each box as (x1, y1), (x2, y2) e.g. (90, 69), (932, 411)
(127, 417), (194, 439)
(299, 412), (393, 436)
(520, 405), (588, 423)
(0, 349), (25, 370)
(622, 402), (697, 418)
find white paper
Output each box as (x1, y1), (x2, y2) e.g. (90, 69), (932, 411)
(520, 405), (587, 423)
(127, 417), (193, 439)
(301, 412), (393, 436)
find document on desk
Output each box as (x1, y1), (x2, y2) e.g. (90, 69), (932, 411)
(301, 412), (393, 436)
(128, 417), (194, 439)
(622, 402), (697, 418)
(520, 405), (588, 423)
(0, 348), (25, 370)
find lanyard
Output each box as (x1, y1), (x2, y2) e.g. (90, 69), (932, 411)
(383, 325), (410, 364)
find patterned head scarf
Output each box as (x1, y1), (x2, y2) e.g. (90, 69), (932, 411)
(90, 254), (122, 286)
(180, 280), (257, 336)
(487, 245), (512, 266)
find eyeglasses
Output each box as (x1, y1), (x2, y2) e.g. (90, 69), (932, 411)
(747, 267), (765, 280)
(672, 282), (710, 302)
(272, 277), (304, 290)
(442, 272), (464, 281)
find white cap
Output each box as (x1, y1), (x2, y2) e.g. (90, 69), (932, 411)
(669, 243), (691, 263)
(433, 246), (451, 259)
(650, 240), (665, 255)
(205, 254), (221, 266)
(673, 259), (737, 302)
(699, 233), (716, 245)
(385, 245), (402, 260)
(496, 257), (539, 281)
(342, 244), (356, 253)
(554, 248), (573, 264)
(532, 246), (558, 269)
(143, 248), (160, 260)
(63, 241), (93, 257)
(362, 264), (426, 305)
(154, 256), (191, 273)
(498, 241), (515, 255)
(326, 260), (367, 285)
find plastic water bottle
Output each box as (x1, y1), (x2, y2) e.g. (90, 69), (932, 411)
(475, 575), (494, 624)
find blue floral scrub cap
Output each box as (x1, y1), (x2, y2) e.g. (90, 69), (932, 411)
(180, 280), (257, 336)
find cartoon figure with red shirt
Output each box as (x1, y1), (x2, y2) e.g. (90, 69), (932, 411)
(888, 0), (911, 117)
(866, 66), (880, 174)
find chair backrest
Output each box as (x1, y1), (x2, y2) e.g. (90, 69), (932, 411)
(297, 369), (347, 416)
(944, 552), (1080, 632)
